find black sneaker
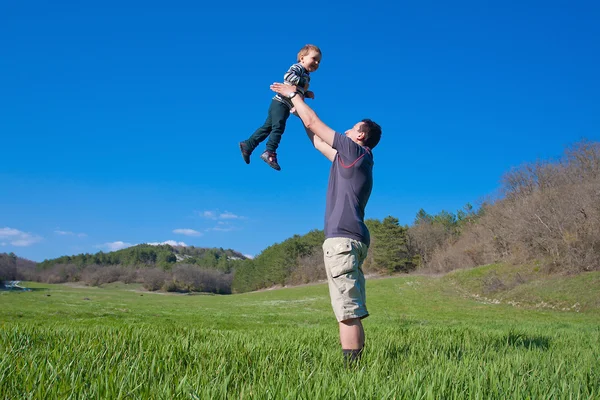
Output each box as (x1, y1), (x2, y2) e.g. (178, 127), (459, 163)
(239, 142), (251, 164)
(260, 151), (281, 171)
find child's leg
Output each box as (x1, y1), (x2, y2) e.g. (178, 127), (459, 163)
(265, 101), (291, 154)
(244, 100), (278, 152)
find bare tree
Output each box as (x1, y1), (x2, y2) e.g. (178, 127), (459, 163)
(420, 140), (600, 274)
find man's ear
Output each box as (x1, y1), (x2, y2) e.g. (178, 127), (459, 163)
(357, 130), (366, 142)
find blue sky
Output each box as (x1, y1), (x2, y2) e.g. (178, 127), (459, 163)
(1, 0), (599, 262)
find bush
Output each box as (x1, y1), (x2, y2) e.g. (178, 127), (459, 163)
(37, 264), (81, 284)
(140, 269), (169, 291)
(81, 265), (127, 286)
(171, 264), (233, 294)
(287, 251), (326, 285)
(122, 269), (138, 284)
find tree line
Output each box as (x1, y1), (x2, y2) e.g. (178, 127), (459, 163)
(37, 244), (245, 273)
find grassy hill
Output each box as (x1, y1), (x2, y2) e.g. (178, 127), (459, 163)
(1, 264), (599, 398)
(444, 263), (600, 312)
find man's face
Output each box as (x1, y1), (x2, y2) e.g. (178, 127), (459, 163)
(300, 50), (321, 72)
(345, 122), (365, 143)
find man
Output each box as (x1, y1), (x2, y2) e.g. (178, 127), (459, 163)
(270, 82), (382, 365)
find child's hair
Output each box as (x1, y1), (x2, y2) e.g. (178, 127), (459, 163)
(297, 44), (321, 62)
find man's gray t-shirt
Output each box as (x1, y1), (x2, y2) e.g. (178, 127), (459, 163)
(324, 133), (374, 246)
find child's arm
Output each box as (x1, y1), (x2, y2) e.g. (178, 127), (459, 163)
(284, 64), (314, 99)
(283, 64), (305, 86)
(303, 80), (314, 99)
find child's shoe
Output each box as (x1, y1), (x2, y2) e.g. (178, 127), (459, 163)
(239, 142), (251, 164)
(260, 151), (281, 171)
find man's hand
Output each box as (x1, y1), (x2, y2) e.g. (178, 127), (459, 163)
(305, 91), (315, 99)
(271, 83), (297, 98)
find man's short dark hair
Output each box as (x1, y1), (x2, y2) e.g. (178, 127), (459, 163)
(359, 119), (382, 149)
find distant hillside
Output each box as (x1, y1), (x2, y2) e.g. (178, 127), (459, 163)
(38, 244), (247, 272)
(410, 140), (600, 275)
(13, 244), (249, 294)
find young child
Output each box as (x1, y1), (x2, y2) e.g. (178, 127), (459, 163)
(239, 44), (322, 171)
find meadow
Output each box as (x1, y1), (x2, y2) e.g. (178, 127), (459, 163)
(1, 267), (599, 399)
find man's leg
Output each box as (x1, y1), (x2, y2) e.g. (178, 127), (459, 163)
(339, 317), (364, 349)
(323, 238), (369, 366)
(340, 318), (364, 366)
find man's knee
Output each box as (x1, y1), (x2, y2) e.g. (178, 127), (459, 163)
(340, 317), (362, 326)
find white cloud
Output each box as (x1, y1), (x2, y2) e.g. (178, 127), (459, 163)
(55, 230), (87, 237)
(0, 228), (21, 237)
(211, 226), (235, 232)
(0, 227), (43, 247)
(199, 210), (244, 220)
(11, 239), (38, 247)
(98, 241), (133, 251)
(173, 228), (202, 237)
(244, 254), (254, 259)
(148, 240), (188, 247)
(219, 211), (240, 219)
(206, 220), (240, 232)
(201, 211), (216, 219)
(196, 210), (247, 234)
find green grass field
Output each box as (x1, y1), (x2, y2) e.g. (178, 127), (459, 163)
(2, 266), (600, 399)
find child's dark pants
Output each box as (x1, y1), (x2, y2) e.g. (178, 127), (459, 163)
(245, 99), (291, 154)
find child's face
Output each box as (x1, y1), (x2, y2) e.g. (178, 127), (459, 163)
(300, 50), (321, 72)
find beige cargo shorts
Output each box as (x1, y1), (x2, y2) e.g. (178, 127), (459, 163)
(322, 237), (369, 322)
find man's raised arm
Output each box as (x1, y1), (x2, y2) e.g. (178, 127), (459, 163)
(303, 126), (337, 162)
(270, 83), (336, 148)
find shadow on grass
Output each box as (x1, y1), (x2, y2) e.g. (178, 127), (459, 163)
(383, 343), (412, 360)
(0, 287), (49, 293)
(498, 331), (551, 350)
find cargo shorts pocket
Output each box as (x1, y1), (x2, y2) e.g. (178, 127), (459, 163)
(324, 241), (357, 278)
